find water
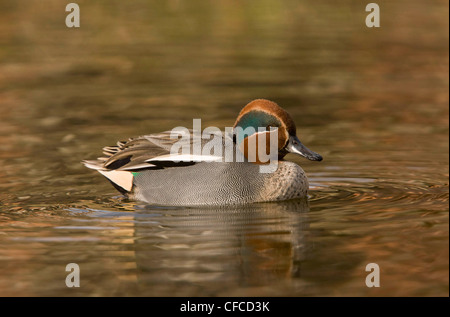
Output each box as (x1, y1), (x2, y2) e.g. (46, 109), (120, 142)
(0, 0), (448, 296)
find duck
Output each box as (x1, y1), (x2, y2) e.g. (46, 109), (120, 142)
(83, 99), (322, 206)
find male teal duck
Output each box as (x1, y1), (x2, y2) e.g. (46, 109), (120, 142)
(83, 99), (322, 206)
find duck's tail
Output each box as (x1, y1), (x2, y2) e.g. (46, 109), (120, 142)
(82, 157), (134, 193)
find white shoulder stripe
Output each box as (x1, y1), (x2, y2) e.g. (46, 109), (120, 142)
(117, 163), (156, 171)
(146, 154), (223, 162)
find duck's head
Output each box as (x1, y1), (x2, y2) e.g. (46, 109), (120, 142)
(233, 99), (323, 162)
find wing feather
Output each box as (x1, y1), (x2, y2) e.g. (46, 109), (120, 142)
(83, 129), (230, 172)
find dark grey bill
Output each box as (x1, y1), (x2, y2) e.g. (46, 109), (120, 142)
(286, 135), (323, 161)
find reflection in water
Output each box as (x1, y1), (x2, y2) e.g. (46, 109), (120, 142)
(0, 199), (366, 296)
(0, 0), (448, 296)
(132, 200), (313, 296)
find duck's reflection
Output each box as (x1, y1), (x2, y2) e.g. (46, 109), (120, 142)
(131, 199), (310, 294)
(76, 197), (363, 296)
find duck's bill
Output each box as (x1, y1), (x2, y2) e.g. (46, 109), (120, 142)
(286, 136), (323, 161)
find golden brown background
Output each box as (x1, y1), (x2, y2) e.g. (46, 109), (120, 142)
(0, 0), (448, 296)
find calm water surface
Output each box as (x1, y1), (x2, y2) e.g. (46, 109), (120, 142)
(0, 0), (448, 296)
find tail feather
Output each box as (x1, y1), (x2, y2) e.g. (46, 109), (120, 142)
(82, 160), (133, 192)
(82, 159), (105, 170)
